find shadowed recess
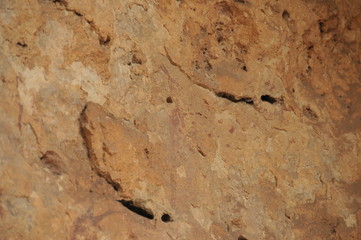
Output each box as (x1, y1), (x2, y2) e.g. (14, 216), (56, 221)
(261, 95), (277, 104)
(216, 91), (254, 105)
(116, 200), (154, 219)
(161, 213), (173, 222)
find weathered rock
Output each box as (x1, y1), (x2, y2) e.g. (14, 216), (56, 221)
(0, 0), (360, 239)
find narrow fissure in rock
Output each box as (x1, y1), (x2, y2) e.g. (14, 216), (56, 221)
(216, 91), (254, 105)
(116, 200), (154, 220)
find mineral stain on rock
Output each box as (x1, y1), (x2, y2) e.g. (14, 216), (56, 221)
(40, 151), (66, 175)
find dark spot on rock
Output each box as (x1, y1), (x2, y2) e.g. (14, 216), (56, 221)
(234, 0), (248, 4)
(40, 151), (65, 175)
(229, 127), (235, 134)
(261, 95), (277, 104)
(132, 54), (142, 64)
(282, 10), (290, 21)
(161, 213), (173, 222)
(166, 97), (173, 103)
(17, 42), (27, 48)
(144, 148), (149, 155)
(319, 21), (325, 33)
(52, 0), (68, 7)
(303, 106), (318, 120)
(238, 236), (248, 240)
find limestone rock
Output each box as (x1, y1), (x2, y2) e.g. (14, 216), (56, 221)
(0, 0), (360, 239)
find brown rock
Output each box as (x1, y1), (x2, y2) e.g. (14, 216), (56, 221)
(0, 0), (360, 239)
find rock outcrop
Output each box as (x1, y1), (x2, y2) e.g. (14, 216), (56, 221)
(0, 0), (360, 239)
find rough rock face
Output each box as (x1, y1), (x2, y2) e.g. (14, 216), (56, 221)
(0, 0), (360, 239)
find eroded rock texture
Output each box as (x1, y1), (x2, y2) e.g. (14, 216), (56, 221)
(0, 0), (360, 239)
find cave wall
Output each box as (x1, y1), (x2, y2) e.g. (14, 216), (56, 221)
(0, 0), (360, 239)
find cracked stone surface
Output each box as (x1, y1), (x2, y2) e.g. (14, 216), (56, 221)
(0, 0), (360, 239)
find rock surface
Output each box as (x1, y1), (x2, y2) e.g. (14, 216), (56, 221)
(0, 0), (360, 239)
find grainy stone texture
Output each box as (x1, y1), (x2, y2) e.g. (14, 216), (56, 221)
(0, 0), (360, 239)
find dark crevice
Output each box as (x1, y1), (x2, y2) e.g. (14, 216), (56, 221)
(234, 0), (248, 4)
(17, 42), (27, 48)
(161, 213), (173, 222)
(116, 200), (154, 219)
(319, 21), (325, 34)
(216, 92), (254, 105)
(109, 181), (121, 191)
(261, 95), (277, 104)
(50, 0), (110, 47)
(197, 146), (206, 157)
(52, 0), (68, 6)
(74, 11), (83, 16)
(238, 236), (248, 240)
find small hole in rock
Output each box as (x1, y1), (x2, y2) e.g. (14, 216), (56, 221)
(261, 95), (277, 104)
(242, 65), (247, 72)
(282, 10), (290, 20)
(144, 148), (149, 155)
(117, 200), (154, 219)
(166, 97), (173, 103)
(319, 21), (325, 33)
(238, 236), (248, 240)
(161, 213), (172, 222)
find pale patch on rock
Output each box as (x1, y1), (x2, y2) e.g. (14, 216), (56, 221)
(345, 214), (357, 228)
(190, 206), (212, 231)
(176, 165), (187, 178)
(211, 140), (228, 179)
(68, 62), (108, 105)
(18, 67), (47, 115)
